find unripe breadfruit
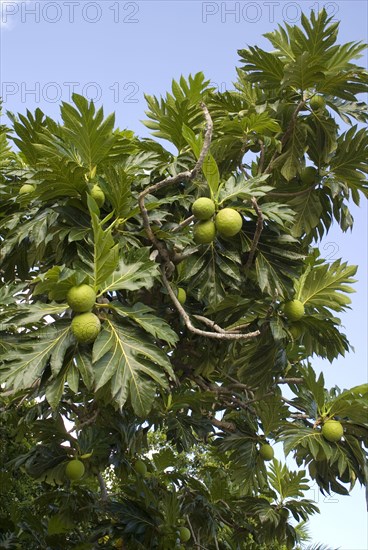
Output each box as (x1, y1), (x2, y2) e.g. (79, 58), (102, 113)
(177, 287), (186, 305)
(193, 220), (216, 244)
(289, 323), (302, 340)
(259, 443), (274, 461)
(300, 166), (318, 185)
(19, 184), (35, 195)
(283, 300), (305, 322)
(134, 459), (147, 476)
(192, 197), (216, 220)
(90, 184), (105, 207)
(215, 208), (243, 237)
(310, 95), (325, 111)
(67, 284), (96, 312)
(71, 312), (101, 344)
(179, 527), (191, 542)
(322, 420), (344, 442)
(65, 459), (85, 480)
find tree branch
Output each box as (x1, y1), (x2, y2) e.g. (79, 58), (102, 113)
(138, 103), (261, 342)
(172, 214), (195, 233)
(161, 267), (260, 341)
(138, 102), (213, 277)
(97, 472), (108, 502)
(276, 377), (304, 385)
(209, 416), (236, 433)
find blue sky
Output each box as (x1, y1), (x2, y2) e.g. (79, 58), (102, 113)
(1, 1), (367, 547)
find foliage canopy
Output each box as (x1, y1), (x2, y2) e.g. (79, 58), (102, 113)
(0, 9), (367, 550)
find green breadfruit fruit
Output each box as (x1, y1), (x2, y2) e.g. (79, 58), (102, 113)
(283, 300), (305, 322)
(179, 527), (191, 542)
(90, 184), (105, 207)
(67, 284), (96, 313)
(65, 459), (85, 481)
(300, 166), (318, 185)
(71, 312), (101, 344)
(259, 443), (274, 461)
(215, 208), (243, 237)
(193, 220), (216, 244)
(310, 95), (326, 111)
(192, 197), (216, 220)
(177, 288), (187, 305)
(322, 420), (344, 442)
(19, 184), (35, 195)
(134, 459), (147, 476)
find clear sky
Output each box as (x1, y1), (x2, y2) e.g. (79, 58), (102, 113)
(1, 1), (367, 548)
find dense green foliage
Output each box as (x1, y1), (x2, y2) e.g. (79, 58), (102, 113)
(0, 10), (367, 549)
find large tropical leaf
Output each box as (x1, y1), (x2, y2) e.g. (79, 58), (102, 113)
(110, 302), (178, 346)
(58, 93), (116, 171)
(329, 126), (368, 197)
(92, 319), (174, 416)
(0, 321), (74, 390)
(143, 72), (213, 151)
(295, 255), (357, 312)
(98, 248), (159, 294)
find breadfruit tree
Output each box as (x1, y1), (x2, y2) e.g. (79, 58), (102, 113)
(0, 9), (367, 550)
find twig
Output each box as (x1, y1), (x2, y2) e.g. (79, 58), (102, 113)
(138, 103), (213, 276)
(243, 391), (275, 405)
(186, 515), (200, 549)
(206, 412), (236, 432)
(192, 315), (227, 333)
(264, 291), (279, 319)
(172, 214), (195, 232)
(193, 316), (253, 335)
(97, 472), (108, 502)
(276, 377), (304, 385)
(280, 396), (307, 412)
(240, 164), (250, 179)
(161, 267), (260, 341)
(138, 103), (260, 342)
(244, 197), (264, 270)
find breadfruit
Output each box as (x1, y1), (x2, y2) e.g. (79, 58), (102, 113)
(192, 197), (215, 220)
(179, 527), (191, 542)
(283, 300), (305, 322)
(71, 312), (101, 344)
(67, 284), (96, 313)
(65, 459), (85, 480)
(19, 184), (35, 195)
(193, 220), (216, 244)
(134, 459), (147, 476)
(177, 288), (187, 305)
(310, 95), (325, 111)
(322, 420), (344, 442)
(300, 166), (318, 185)
(259, 443), (274, 461)
(90, 184), (105, 207)
(215, 208), (243, 237)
